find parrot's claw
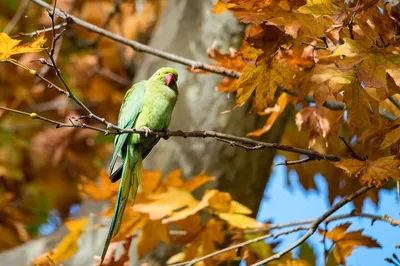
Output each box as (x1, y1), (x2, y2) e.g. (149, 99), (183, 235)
(140, 126), (151, 137)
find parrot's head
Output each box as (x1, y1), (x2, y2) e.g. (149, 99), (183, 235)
(150, 67), (179, 93)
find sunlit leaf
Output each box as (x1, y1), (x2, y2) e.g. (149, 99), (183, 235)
(32, 217), (88, 265)
(0, 33), (46, 60)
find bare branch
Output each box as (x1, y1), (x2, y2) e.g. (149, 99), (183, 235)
(251, 186), (373, 266)
(275, 157), (314, 166)
(171, 226), (309, 266)
(17, 22), (68, 37)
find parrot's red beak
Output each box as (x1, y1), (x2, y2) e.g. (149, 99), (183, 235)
(165, 73), (174, 86)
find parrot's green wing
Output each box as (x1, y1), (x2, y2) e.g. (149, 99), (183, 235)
(108, 82), (146, 177)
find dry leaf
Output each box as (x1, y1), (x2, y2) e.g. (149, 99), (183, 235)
(320, 223), (381, 265)
(332, 156), (400, 187)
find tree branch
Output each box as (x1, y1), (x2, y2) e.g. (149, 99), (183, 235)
(251, 186), (373, 266)
(171, 226), (310, 266)
(170, 186), (373, 266)
(30, 0), (241, 79)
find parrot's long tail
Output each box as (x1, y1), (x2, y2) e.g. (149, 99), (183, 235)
(100, 149), (142, 265)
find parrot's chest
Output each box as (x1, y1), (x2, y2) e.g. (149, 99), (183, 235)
(134, 89), (177, 130)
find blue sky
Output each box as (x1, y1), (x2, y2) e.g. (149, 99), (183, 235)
(256, 155), (400, 266)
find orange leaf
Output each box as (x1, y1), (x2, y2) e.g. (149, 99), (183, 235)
(320, 223), (381, 265)
(167, 219), (224, 264)
(332, 156), (400, 187)
(209, 191), (232, 212)
(137, 219), (171, 259)
(80, 169), (119, 201)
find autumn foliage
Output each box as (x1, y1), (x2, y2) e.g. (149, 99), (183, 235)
(1, 0), (400, 266)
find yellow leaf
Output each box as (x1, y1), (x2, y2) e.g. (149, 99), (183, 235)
(332, 156), (400, 187)
(162, 190), (218, 223)
(237, 57), (295, 112)
(218, 213), (264, 229)
(331, 38), (400, 90)
(343, 81), (371, 129)
(229, 200), (252, 215)
(133, 186), (198, 220)
(80, 169), (119, 201)
(298, 0), (343, 16)
(32, 217), (88, 265)
(0, 33), (46, 60)
(380, 126), (400, 150)
(183, 172), (215, 192)
(137, 219), (171, 258)
(320, 223), (381, 265)
(209, 191), (232, 212)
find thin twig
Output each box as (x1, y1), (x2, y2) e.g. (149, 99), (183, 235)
(170, 226), (310, 266)
(275, 157), (314, 166)
(17, 22), (68, 37)
(251, 186), (373, 266)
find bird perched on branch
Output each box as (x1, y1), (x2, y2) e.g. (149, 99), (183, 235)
(100, 67), (179, 264)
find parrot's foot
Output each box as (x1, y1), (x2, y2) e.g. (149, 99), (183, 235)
(139, 126), (151, 137)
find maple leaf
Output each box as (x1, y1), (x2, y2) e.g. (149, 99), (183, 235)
(0, 33), (46, 60)
(111, 209), (148, 242)
(162, 189), (218, 223)
(295, 106), (342, 148)
(218, 213), (264, 229)
(32, 217), (88, 265)
(380, 125), (400, 150)
(343, 81), (372, 129)
(133, 186), (198, 220)
(137, 219), (171, 259)
(320, 223), (381, 265)
(163, 169), (215, 192)
(332, 156), (400, 187)
(237, 57), (295, 112)
(297, 0), (344, 16)
(80, 169), (119, 201)
(167, 219), (225, 265)
(331, 38), (400, 90)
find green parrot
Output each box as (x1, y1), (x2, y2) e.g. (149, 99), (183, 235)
(100, 67), (179, 264)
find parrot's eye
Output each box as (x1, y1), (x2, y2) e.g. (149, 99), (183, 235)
(164, 73), (174, 86)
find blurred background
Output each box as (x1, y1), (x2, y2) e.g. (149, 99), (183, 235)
(0, 0), (399, 265)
